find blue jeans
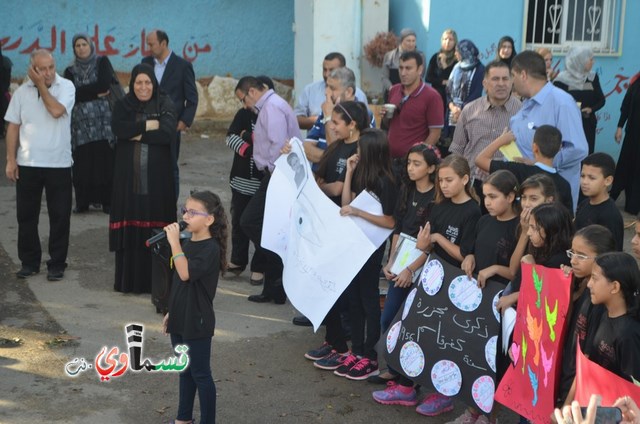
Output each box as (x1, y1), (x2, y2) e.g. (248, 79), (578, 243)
(171, 335), (216, 424)
(380, 280), (412, 333)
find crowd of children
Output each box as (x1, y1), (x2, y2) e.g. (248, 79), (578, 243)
(295, 117), (639, 424)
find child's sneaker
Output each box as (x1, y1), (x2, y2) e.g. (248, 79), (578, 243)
(314, 350), (349, 370)
(346, 357), (379, 380)
(304, 342), (332, 361)
(372, 381), (418, 406)
(415, 393), (454, 416)
(333, 353), (359, 377)
(445, 410), (481, 424)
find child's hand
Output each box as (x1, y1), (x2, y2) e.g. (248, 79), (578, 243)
(496, 292), (518, 312)
(382, 264), (395, 281)
(280, 141), (292, 155)
(393, 269), (413, 288)
(521, 254), (535, 264)
(461, 255), (475, 279)
(416, 223), (432, 252)
(496, 127), (515, 145)
(477, 266), (495, 288)
(561, 264), (572, 277)
(162, 313), (169, 336)
(163, 222), (182, 246)
(520, 207), (532, 229)
(346, 153), (359, 173)
(339, 205), (360, 217)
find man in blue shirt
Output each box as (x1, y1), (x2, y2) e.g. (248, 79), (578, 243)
(509, 51), (588, 211)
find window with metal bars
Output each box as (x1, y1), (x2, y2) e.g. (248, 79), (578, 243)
(523, 0), (625, 55)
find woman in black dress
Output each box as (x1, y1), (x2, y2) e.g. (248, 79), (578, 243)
(426, 29), (458, 145)
(554, 47), (605, 154)
(612, 74), (640, 214)
(64, 33), (115, 213)
(110, 64), (177, 293)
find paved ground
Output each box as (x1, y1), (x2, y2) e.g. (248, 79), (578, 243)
(0, 127), (636, 423)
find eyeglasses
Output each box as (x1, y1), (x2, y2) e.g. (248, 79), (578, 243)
(566, 250), (596, 261)
(239, 93), (248, 104)
(181, 206), (210, 218)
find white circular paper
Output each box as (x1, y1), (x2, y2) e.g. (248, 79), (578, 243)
(420, 260), (445, 296)
(402, 287), (418, 320)
(431, 360), (462, 396)
(399, 341), (425, 378)
(386, 320), (402, 354)
(448, 276), (483, 311)
(485, 336), (498, 373)
(472, 375), (495, 413)
(492, 290), (503, 322)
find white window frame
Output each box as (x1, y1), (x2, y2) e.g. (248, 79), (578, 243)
(523, 0), (626, 56)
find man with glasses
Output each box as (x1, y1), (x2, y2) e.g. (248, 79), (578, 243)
(234, 76), (301, 304)
(4, 50), (75, 281)
(381, 51), (443, 180)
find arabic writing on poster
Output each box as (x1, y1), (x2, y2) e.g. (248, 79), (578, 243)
(1, 24), (212, 63)
(384, 254), (503, 414)
(64, 324), (190, 382)
(495, 264), (572, 423)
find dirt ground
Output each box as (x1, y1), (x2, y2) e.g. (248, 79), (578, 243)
(0, 126), (636, 424)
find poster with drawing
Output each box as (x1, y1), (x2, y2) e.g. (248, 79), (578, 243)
(384, 253), (503, 414)
(495, 264), (572, 423)
(262, 138), (392, 331)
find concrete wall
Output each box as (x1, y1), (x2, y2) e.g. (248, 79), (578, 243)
(389, 0), (640, 159)
(1, 0), (295, 79)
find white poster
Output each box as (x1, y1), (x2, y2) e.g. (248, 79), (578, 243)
(262, 138), (388, 330)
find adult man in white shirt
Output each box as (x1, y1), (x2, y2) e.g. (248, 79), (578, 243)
(4, 49), (75, 281)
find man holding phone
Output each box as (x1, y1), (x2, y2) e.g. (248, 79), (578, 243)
(4, 49), (75, 281)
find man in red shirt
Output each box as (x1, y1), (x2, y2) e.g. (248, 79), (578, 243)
(382, 51), (444, 176)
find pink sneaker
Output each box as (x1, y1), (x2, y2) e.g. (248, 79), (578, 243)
(415, 393), (454, 416)
(372, 381), (418, 406)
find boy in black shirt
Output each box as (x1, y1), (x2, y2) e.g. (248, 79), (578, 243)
(475, 124), (574, 213)
(575, 152), (624, 250)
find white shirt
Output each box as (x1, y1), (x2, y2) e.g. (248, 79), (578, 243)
(153, 51), (172, 83)
(4, 73), (75, 167)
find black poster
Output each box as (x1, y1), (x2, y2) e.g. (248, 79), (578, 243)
(383, 253), (503, 413)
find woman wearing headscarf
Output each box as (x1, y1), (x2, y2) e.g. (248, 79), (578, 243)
(382, 28), (427, 98)
(611, 73), (640, 214)
(110, 63), (177, 294)
(446, 39), (485, 127)
(0, 42), (13, 137)
(64, 33), (115, 213)
(554, 46), (605, 154)
(426, 29), (458, 139)
(494, 35), (517, 68)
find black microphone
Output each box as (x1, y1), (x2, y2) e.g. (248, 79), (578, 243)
(145, 221), (187, 247)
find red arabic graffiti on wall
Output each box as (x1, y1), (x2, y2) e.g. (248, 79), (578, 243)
(0, 25), (212, 63)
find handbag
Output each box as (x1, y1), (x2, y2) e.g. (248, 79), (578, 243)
(104, 58), (125, 110)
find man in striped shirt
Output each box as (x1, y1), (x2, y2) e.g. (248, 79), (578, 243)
(449, 60), (522, 204)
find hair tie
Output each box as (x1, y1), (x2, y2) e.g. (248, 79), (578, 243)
(336, 103), (353, 123)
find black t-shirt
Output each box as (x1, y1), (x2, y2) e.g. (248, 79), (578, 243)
(511, 250), (570, 292)
(490, 160), (574, 214)
(574, 198), (624, 251)
(394, 187), (435, 236)
(353, 174), (398, 217)
(318, 141), (358, 206)
(558, 287), (605, 402)
(587, 313), (640, 382)
(471, 214), (519, 285)
(429, 199), (482, 267)
(167, 238), (220, 339)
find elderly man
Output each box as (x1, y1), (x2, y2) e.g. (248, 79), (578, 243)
(449, 60), (521, 200)
(294, 52), (367, 130)
(4, 50), (75, 281)
(235, 76), (302, 304)
(382, 51), (443, 178)
(509, 50), (588, 210)
(304, 66), (374, 166)
(142, 29), (198, 198)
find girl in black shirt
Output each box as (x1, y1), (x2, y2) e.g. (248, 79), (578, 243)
(559, 225), (615, 405)
(585, 253), (640, 385)
(336, 129), (397, 381)
(163, 190), (228, 424)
